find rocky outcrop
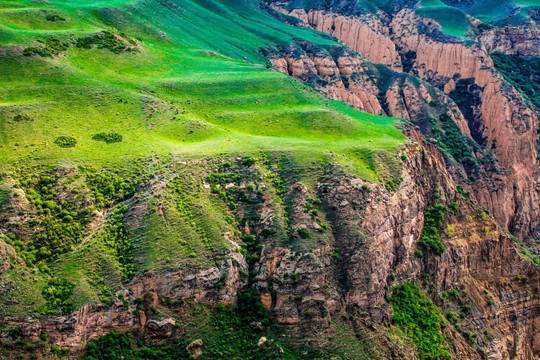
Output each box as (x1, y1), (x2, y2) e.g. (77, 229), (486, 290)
(130, 250), (247, 307)
(476, 19), (540, 56)
(274, 7), (403, 71)
(186, 339), (204, 357)
(265, 44), (384, 114)
(267, 4), (540, 241)
(388, 9), (539, 238)
(1, 150), (538, 358)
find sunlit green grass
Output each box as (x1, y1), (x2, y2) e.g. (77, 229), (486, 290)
(0, 0), (405, 176)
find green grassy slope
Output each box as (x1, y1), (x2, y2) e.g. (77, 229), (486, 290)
(417, 0), (539, 38)
(0, 0), (404, 172)
(0, 0), (406, 318)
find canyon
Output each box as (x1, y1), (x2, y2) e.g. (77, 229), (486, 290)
(0, 0), (538, 359)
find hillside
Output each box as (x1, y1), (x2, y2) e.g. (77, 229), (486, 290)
(0, 0), (539, 359)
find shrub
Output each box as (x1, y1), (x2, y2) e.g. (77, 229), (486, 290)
(84, 331), (134, 359)
(42, 278), (76, 312)
(385, 177), (402, 191)
(445, 225), (454, 237)
(297, 228), (310, 239)
(25, 38), (68, 57)
(242, 156), (255, 166)
(456, 185), (469, 199)
(54, 136), (77, 148)
(92, 132), (123, 143)
(440, 291), (448, 300)
(45, 13), (66, 21)
(446, 311), (457, 324)
(415, 249), (423, 258)
(448, 202), (459, 214)
(13, 113), (32, 122)
(76, 31), (137, 54)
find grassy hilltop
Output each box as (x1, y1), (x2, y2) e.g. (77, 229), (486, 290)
(0, 0), (404, 172)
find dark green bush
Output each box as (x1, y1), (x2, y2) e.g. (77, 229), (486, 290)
(13, 113), (32, 122)
(92, 132), (123, 143)
(242, 156), (256, 166)
(76, 31), (136, 54)
(297, 228), (310, 239)
(54, 136), (77, 148)
(45, 13), (66, 21)
(24, 38), (68, 57)
(456, 185), (469, 199)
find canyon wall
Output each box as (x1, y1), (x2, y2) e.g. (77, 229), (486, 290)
(2, 147), (538, 358)
(269, 4), (540, 241)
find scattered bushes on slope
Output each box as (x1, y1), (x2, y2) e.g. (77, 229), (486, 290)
(23, 38), (68, 57)
(42, 278), (76, 313)
(76, 31), (137, 54)
(390, 283), (451, 360)
(491, 52), (540, 108)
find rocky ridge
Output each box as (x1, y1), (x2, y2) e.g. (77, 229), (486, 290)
(268, 2), (540, 242)
(1, 146), (538, 359)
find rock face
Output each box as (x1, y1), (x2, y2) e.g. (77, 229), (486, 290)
(388, 8), (539, 239)
(0, 2), (538, 358)
(476, 19), (540, 56)
(267, 2), (540, 243)
(130, 250), (248, 307)
(186, 339), (204, 357)
(264, 44), (384, 114)
(0, 149), (538, 358)
(278, 7), (403, 71)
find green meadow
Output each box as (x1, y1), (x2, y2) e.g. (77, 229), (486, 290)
(0, 0), (405, 175)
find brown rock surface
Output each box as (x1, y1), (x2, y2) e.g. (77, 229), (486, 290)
(269, 5), (540, 240)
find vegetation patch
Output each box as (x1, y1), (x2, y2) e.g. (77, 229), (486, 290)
(491, 52), (540, 108)
(42, 278), (75, 313)
(23, 38), (68, 57)
(95, 206), (135, 280)
(92, 132), (123, 143)
(76, 31), (137, 54)
(420, 204), (447, 254)
(45, 13), (66, 22)
(13, 114), (32, 122)
(433, 114), (477, 169)
(389, 283), (451, 360)
(53, 136), (77, 148)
